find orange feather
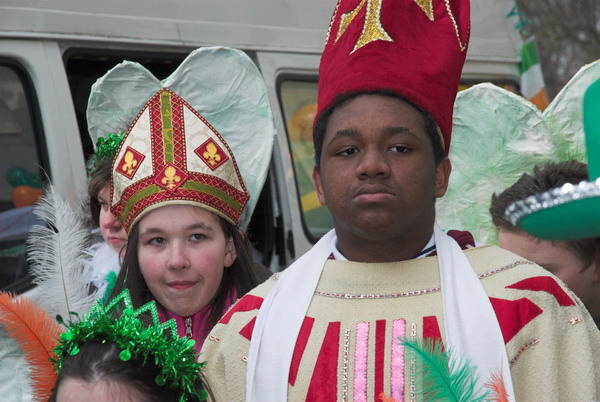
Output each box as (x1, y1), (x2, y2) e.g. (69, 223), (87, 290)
(0, 292), (63, 400)
(484, 372), (509, 402)
(378, 392), (398, 402)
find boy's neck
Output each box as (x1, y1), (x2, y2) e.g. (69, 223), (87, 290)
(335, 226), (435, 263)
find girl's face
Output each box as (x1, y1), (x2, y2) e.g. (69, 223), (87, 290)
(137, 205), (236, 317)
(97, 185), (127, 254)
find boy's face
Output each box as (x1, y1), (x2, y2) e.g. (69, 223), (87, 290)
(312, 94), (450, 244)
(499, 229), (600, 319)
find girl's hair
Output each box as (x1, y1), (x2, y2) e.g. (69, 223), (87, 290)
(110, 213), (263, 339)
(49, 341), (208, 401)
(87, 159), (113, 226)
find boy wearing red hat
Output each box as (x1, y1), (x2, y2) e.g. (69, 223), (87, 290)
(202, 0), (600, 400)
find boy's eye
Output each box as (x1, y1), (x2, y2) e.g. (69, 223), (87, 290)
(338, 147), (358, 156)
(390, 145), (411, 153)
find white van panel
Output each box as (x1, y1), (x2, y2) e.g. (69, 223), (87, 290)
(257, 51), (320, 257)
(0, 0), (334, 53)
(0, 40), (85, 202)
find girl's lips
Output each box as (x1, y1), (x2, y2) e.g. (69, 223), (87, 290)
(167, 281), (196, 290)
(108, 236), (126, 245)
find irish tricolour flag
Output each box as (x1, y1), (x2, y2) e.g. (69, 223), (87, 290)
(520, 38), (550, 111)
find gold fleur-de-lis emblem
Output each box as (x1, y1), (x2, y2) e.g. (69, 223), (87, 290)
(122, 150), (138, 175)
(117, 147), (145, 179)
(203, 142), (222, 166)
(195, 139), (229, 171)
(161, 165), (181, 190)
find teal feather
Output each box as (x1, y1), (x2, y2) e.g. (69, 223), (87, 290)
(401, 338), (488, 401)
(102, 271), (118, 304)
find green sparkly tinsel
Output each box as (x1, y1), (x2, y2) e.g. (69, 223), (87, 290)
(53, 289), (207, 401)
(88, 131), (124, 171)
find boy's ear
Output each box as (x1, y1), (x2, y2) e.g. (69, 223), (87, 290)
(224, 235), (237, 268)
(593, 240), (600, 282)
(434, 157), (452, 198)
(313, 166), (327, 206)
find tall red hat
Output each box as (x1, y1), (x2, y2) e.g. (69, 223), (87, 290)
(317, 0), (470, 153)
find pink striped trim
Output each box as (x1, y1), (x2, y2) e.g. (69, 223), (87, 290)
(354, 322), (370, 402)
(391, 319), (406, 401)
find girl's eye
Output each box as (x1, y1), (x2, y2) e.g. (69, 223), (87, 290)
(149, 237), (166, 246)
(191, 233), (205, 241)
(338, 147), (358, 156)
(99, 202), (109, 209)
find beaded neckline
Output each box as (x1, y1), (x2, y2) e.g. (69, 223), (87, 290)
(314, 260), (533, 299)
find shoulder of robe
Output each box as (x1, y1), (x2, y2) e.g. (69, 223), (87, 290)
(201, 272), (281, 356)
(462, 245), (600, 399)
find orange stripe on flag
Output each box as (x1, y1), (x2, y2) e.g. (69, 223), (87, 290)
(529, 88), (549, 112)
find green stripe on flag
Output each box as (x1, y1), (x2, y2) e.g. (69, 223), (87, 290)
(520, 40), (539, 74)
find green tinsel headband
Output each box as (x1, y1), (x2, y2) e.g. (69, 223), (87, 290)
(52, 289), (207, 401)
(88, 131), (124, 172)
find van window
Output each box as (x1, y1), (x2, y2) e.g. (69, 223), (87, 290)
(278, 79), (334, 240)
(0, 63), (45, 291)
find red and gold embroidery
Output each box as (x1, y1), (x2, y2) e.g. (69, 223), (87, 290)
(116, 146), (145, 179)
(155, 163), (188, 192)
(333, 0), (465, 53)
(111, 86), (250, 232)
(336, 0), (393, 53)
(195, 138), (229, 171)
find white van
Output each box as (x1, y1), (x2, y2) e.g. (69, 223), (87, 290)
(0, 0), (522, 293)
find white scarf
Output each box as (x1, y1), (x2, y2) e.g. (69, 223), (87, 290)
(246, 225), (514, 401)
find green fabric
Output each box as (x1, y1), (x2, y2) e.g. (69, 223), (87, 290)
(120, 181), (242, 223)
(520, 40), (540, 74)
(0, 244), (25, 258)
(182, 181), (242, 212)
(584, 79), (600, 179)
(519, 197), (600, 240)
(120, 184), (162, 222)
(161, 91), (174, 164)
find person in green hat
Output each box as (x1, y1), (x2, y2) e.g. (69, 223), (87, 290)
(506, 79), (600, 241)
(491, 160), (600, 327)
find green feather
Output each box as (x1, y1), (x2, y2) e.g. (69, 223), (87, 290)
(102, 271), (118, 304)
(401, 338), (489, 401)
